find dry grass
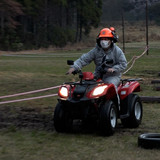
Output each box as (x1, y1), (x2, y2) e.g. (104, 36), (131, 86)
(90, 22), (160, 43)
(0, 22), (160, 55)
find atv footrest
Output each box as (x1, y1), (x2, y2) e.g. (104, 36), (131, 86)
(120, 113), (129, 119)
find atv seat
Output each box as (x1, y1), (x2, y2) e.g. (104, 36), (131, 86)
(82, 72), (94, 81)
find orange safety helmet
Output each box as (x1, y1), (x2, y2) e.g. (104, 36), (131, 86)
(96, 27), (118, 45)
(98, 28), (114, 38)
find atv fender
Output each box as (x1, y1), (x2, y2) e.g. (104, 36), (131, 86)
(87, 83), (117, 100)
(118, 81), (140, 100)
(105, 84), (117, 100)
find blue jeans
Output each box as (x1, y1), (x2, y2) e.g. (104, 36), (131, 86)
(102, 76), (120, 87)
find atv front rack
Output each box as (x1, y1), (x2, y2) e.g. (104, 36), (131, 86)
(64, 81), (104, 86)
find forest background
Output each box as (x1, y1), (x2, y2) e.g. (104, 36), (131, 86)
(0, 0), (160, 51)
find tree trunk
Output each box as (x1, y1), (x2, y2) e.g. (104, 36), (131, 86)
(0, 12), (4, 36)
(33, 19), (37, 46)
(75, 10), (79, 42)
(66, 6), (69, 26)
(44, 0), (48, 43)
(59, 4), (62, 27)
(79, 16), (82, 42)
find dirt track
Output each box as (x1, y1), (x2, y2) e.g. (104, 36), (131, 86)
(0, 105), (97, 133)
(0, 106), (54, 131)
(0, 105), (151, 136)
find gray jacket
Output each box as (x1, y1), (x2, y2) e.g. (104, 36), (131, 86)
(72, 43), (127, 79)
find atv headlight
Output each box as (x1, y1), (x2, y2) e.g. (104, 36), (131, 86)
(59, 86), (69, 98)
(92, 85), (108, 97)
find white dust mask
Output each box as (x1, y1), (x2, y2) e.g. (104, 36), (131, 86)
(100, 40), (110, 49)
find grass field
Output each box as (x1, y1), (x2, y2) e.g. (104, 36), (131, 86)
(0, 42), (160, 160)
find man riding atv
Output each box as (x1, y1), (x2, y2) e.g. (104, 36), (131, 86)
(67, 27), (127, 88)
(54, 28), (142, 136)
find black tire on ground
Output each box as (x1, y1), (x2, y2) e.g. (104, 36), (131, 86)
(138, 133), (160, 149)
(121, 94), (143, 128)
(53, 102), (72, 132)
(99, 101), (117, 136)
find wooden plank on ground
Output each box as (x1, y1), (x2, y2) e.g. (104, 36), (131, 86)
(151, 80), (160, 84)
(155, 86), (160, 91)
(140, 96), (160, 103)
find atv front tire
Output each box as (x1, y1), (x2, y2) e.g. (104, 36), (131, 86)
(53, 102), (72, 132)
(99, 101), (117, 136)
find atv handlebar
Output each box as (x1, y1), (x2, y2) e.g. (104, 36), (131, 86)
(72, 70), (80, 75)
(67, 59), (115, 80)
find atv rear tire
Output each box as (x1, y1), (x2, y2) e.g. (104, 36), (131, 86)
(99, 101), (117, 136)
(53, 102), (72, 132)
(121, 94), (143, 128)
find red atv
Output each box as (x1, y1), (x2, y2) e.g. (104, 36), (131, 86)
(53, 60), (143, 136)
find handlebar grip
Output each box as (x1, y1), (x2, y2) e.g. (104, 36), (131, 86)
(72, 70), (78, 75)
